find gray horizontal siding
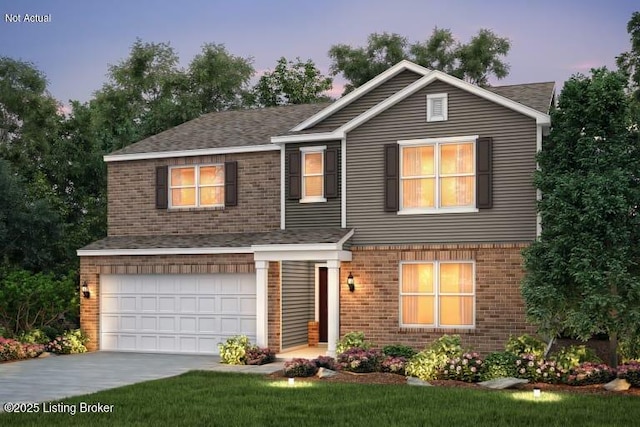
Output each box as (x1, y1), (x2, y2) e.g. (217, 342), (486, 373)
(281, 261), (314, 349)
(308, 70), (422, 133)
(285, 141), (342, 229)
(346, 80), (538, 245)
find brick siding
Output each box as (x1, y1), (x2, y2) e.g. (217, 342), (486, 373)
(339, 243), (536, 355)
(107, 151), (280, 236)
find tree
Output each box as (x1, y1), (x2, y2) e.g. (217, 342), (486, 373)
(617, 11), (640, 102)
(329, 28), (510, 93)
(186, 43), (254, 113)
(521, 68), (640, 367)
(251, 57), (333, 107)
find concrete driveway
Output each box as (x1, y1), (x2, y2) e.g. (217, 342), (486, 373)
(0, 352), (283, 405)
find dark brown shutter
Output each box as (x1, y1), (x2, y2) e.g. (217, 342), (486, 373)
(155, 166), (168, 209)
(288, 151), (301, 200)
(384, 144), (399, 212)
(324, 148), (338, 199)
(476, 137), (493, 209)
(224, 161), (238, 207)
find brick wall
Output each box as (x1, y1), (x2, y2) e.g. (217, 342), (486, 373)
(107, 151), (280, 236)
(339, 243), (536, 355)
(79, 253), (255, 351)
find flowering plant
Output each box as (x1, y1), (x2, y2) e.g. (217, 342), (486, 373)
(337, 347), (382, 373)
(617, 360), (640, 387)
(283, 358), (318, 377)
(442, 352), (484, 382)
(565, 362), (616, 386)
(0, 337), (44, 361)
(381, 355), (407, 375)
(45, 329), (88, 355)
(515, 353), (564, 384)
(245, 346), (275, 365)
(313, 355), (338, 370)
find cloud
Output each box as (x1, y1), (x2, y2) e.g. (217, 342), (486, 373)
(566, 61), (602, 72)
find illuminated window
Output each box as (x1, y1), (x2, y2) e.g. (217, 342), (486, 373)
(400, 262), (475, 328)
(169, 165), (224, 207)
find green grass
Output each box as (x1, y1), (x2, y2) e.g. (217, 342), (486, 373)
(1, 371), (639, 426)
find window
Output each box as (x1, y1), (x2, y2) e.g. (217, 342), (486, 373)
(169, 164), (224, 207)
(399, 137), (476, 213)
(427, 93), (448, 122)
(300, 146), (326, 202)
(400, 262), (475, 328)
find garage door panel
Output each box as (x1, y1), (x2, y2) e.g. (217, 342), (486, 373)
(101, 274), (256, 354)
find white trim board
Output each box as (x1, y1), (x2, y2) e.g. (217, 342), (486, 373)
(104, 144), (280, 163)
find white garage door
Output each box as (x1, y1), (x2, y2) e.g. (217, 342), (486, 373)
(100, 274), (256, 354)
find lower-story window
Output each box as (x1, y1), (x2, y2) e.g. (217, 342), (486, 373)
(400, 261), (475, 328)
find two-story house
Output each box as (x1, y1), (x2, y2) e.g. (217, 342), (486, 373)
(78, 60), (554, 356)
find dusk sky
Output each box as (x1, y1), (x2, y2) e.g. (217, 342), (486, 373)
(0, 0), (637, 107)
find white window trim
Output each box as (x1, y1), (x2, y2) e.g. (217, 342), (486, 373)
(168, 164), (225, 209)
(300, 146), (327, 203)
(398, 135), (479, 215)
(427, 93), (448, 122)
(399, 260), (476, 329)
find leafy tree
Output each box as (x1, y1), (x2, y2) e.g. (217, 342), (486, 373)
(329, 28), (511, 93)
(521, 68), (640, 367)
(617, 11), (640, 102)
(251, 57), (332, 107)
(186, 43), (254, 113)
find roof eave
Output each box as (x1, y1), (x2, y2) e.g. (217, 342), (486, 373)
(104, 144), (280, 163)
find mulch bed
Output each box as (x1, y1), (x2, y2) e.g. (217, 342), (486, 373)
(266, 370), (640, 396)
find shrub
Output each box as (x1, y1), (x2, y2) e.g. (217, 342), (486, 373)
(338, 347), (382, 373)
(313, 355), (338, 370)
(405, 335), (463, 381)
(283, 358), (318, 377)
(552, 345), (600, 371)
(479, 351), (519, 381)
(0, 269), (78, 336)
(0, 337), (44, 361)
(617, 360), (640, 387)
(382, 344), (416, 359)
(245, 346), (275, 365)
(381, 356), (407, 375)
(45, 329), (88, 355)
(218, 335), (250, 365)
(514, 354), (564, 384)
(505, 334), (547, 358)
(565, 362), (616, 386)
(16, 329), (51, 345)
(336, 332), (372, 355)
(442, 352), (483, 382)
(619, 335), (640, 362)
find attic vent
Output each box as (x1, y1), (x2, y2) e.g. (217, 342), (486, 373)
(427, 93), (448, 122)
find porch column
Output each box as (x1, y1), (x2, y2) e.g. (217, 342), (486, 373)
(327, 259), (341, 356)
(255, 260), (269, 348)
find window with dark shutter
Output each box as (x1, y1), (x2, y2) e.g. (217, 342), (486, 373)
(324, 148), (338, 199)
(384, 144), (399, 212)
(476, 137), (493, 209)
(224, 161), (238, 206)
(288, 151), (301, 200)
(156, 166), (168, 209)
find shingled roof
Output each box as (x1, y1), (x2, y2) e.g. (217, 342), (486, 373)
(109, 102), (330, 156)
(486, 82), (555, 114)
(78, 228), (353, 253)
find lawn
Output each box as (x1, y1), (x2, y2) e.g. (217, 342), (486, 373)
(1, 371), (639, 426)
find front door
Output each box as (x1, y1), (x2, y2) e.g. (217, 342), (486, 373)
(318, 267), (328, 342)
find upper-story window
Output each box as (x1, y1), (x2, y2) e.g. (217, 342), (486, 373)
(169, 164), (224, 208)
(300, 146), (326, 203)
(400, 261), (475, 328)
(399, 137), (476, 214)
(427, 93), (448, 122)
